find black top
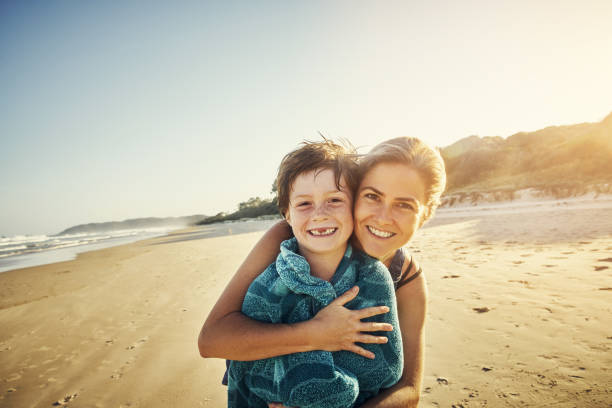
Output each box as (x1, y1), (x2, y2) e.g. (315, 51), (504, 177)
(388, 247), (422, 290)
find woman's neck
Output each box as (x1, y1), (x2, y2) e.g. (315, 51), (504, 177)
(299, 244), (347, 281)
(380, 251), (395, 268)
(350, 235), (395, 268)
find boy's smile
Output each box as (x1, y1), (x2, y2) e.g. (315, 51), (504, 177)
(308, 227), (337, 236)
(285, 169), (353, 263)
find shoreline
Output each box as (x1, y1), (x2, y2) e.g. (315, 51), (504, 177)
(0, 219), (280, 275)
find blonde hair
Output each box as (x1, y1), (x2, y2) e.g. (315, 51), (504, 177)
(359, 137), (447, 224)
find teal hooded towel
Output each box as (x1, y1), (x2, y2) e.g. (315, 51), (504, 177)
(227, 238), (403, 407)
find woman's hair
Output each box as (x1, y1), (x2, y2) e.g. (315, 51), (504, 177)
(276, 139), (359, 217)
(358, 137), (447, 225)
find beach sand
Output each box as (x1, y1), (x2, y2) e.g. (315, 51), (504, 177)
(1, 204), (611, 407)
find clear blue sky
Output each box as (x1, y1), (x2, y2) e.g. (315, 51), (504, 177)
(1, 0), (611, 236)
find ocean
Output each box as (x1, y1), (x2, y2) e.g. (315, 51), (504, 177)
(0, 228), (172, 273)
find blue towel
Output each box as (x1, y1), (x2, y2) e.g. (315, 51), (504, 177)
(227, 238), (403, 408)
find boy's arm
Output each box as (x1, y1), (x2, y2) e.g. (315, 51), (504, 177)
(198, 221), (393, 361)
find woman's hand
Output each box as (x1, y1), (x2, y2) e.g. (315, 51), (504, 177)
(307, 286), (393, 359)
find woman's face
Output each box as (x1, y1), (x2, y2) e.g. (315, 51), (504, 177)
(354, 162), (426, 265)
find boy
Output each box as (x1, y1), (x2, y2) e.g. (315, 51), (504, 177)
(227, 141), (403, 408)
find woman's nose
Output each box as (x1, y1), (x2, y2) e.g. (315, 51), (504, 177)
(375, 204), (393, 224)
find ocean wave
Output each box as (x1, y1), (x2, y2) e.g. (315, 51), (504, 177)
(0, 228), (170, 262)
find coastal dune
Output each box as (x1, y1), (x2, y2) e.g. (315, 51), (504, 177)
(1, 204), (611, 407)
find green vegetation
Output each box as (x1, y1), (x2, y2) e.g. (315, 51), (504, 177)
(196, 196), (279, 225)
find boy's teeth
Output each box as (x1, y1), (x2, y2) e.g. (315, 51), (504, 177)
(367, 226), (394, 238)
(309, 228), (336, 236)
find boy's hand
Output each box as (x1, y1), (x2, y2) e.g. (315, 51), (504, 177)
(307, 286), (393, 359)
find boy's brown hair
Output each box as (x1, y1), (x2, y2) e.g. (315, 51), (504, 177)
(276, 139), (358, 218)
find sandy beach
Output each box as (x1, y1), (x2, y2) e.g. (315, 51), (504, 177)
(1, 203), (611, 407)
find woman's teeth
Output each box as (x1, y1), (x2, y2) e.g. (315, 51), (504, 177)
(309, 228), (337, 236)
(367, 225), (394, 238)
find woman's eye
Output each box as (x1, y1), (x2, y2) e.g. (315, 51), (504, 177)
(296, 202), (311, 207)
(330, 197), (344, 203)
(397, 202), (416, 211)
(364, 193), (378, 201)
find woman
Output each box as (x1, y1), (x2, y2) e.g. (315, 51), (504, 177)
(199, 137), (446, 407)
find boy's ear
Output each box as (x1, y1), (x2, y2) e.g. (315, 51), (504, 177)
(284, 211), (292, 226)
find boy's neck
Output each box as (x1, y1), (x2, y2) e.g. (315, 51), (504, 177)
(298, 243), (348, 282)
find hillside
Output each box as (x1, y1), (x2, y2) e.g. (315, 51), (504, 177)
(441, 112), (612, 192)
(59, 215), (206, 235)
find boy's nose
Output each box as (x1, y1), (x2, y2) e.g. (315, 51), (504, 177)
(312, 204), (329, 220)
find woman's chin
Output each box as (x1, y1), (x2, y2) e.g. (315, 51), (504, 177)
(360, 241), (392, 260)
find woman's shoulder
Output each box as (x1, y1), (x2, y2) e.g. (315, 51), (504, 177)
(394, 248), (423, 290)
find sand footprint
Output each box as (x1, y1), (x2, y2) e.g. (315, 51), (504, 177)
(508, 280), (530, 287)
(53, 393), (78, 406)
(125, 337), (148, 350)
(436, 377), (449, 385)
(111, 356), (137, 380)
(5, 373), (21, 382)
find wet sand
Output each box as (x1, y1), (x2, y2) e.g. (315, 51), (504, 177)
(0, 205), (610, 407)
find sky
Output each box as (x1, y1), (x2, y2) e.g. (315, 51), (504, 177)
(1, 0), (611, 236)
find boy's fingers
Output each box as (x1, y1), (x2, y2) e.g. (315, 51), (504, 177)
(356, 305), (390, 319)
(332, 286), (359, 306)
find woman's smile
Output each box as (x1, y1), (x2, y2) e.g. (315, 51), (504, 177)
(365, 225), (396, 239)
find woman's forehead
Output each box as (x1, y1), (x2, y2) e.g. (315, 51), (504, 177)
(360, 162), (426, 202)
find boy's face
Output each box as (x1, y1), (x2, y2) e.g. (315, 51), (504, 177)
(285, 168), (354, 258)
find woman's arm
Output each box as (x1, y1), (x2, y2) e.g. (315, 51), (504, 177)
(198, 221), (393, 361)
(360, 266), (427, 408)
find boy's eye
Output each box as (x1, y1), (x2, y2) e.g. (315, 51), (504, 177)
(329, 197), (344, 203)
(296, 201), (311, 207)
